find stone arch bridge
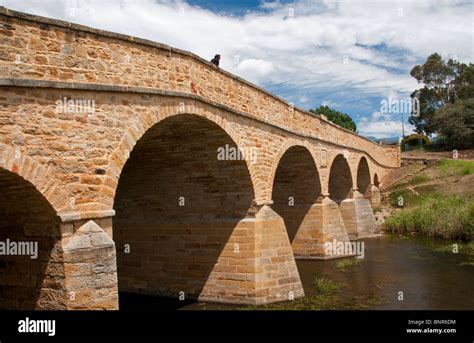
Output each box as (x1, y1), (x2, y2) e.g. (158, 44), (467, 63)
(0, 7), (399, 309)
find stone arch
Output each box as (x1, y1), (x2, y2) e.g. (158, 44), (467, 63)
(0, 145), (69, 212)
(268, 139), (319, 204)
(374, 173), (380, 187)
(103, 100), (260, 208)
(0, 167), (66, 309)
(357, 156), (371, 197)
(368, 172), (382, 207)
(113, 112), (257, 306)
(328, 154), (353, 204)
(271, 145), (322, 242)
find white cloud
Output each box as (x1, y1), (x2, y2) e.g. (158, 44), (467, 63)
(358, 119), (415, 138)
(299, 95), (310, 103)
(358, 111), (416, 138)
(371, 111), (383, 120)
(321, 100), (339, 107)
(236, 59), (275, 83)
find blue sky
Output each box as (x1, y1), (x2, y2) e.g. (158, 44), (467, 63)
(1, 0), (472, 138)
(187, 0), (271, 15)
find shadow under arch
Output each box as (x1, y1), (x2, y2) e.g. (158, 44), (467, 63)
(0, 168), (63, 310)
(328, 154), (353, 204)
(113, 113), (256, 307)
(271, 146), (321, 242)
(374, 173), (380, 187)
(357, 156), (371, 197)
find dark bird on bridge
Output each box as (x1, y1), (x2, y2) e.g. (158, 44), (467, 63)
(210, 54), (221, 67)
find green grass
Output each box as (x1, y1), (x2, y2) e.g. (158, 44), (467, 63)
(460, 260), (474, 267)
(238, 277), (386, 310)
(467, 241), (474, 253)
(414, 184), (439, 195)
(239, 277), (344, 310)
(431, 244), (458, 253)
(314, 276), (342, 293)
(394, 160), (473, 191)
(335, 258), (362, 271)
(389, 188), (424, 207)
(384, 194), (474, 240)
(438, 159), (474, 176)
(429, 241), (474, 255)
(408, 173), (430, 185)
(392, 171), (431, 190)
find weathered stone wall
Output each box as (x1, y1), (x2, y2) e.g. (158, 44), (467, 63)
(62, 219), (118, 310)
(340, 196), (379, 240)
(0, 86), (395, 214)
(0, 168), (66, 310)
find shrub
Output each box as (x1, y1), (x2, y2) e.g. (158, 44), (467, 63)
(401, 134), (431, 151)
(389, 188), (423, 207)
(335, 258), (361, 271)
(314, 277), (341, 294)
(384, 194), (474, 240)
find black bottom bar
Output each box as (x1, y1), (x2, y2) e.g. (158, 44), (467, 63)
(0, 310), (472, 339)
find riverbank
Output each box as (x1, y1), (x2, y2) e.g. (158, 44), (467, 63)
(381, 158), (474, 241)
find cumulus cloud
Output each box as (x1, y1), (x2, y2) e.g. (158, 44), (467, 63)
(358, 119), (415, 138)
(0, 0), (471, 137)
(321, 100), (340, 107)
(236, 58), (275, 83)
(358, 110), (416, 138)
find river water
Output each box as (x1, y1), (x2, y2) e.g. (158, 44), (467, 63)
(120, 234), (474, 310)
